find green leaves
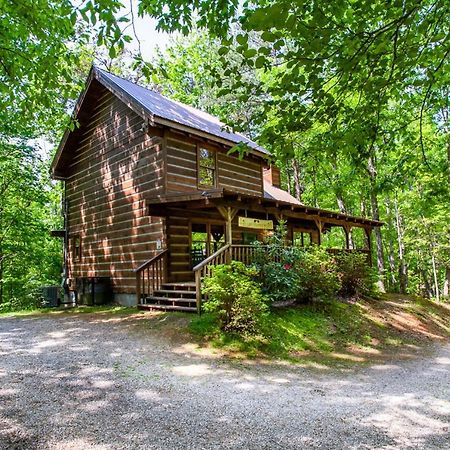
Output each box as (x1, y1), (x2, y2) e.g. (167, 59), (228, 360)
(254, 55), (266, 69)
(261, 31), (277, 42)
(0, 143), (62, 305)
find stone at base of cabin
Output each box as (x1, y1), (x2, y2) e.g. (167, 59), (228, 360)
(114, 293), (137, 307)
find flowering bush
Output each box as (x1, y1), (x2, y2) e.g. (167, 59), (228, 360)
(252, 222), (341, 302)
(252, 221), (303, 301)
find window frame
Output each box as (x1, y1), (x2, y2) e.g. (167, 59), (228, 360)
(72, 234), (82, 262)
(197, 143), (218, 188)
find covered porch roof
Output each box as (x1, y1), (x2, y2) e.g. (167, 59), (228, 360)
(146, 188), (383, 230)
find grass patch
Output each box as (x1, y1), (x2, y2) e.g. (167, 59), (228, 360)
(189, 295), (450, 362)
(0, 304), (139, 318)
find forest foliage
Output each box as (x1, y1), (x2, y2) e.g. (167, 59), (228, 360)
(0, 0), (448, 307)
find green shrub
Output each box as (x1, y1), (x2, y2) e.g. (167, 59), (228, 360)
(257, 260), (301, 301)
(335, 252), (377, 297)
(202, 261), (269, 334)
(252, 221), (303, 301)
(295, 246), (341, 302)
(0, 289), (42, 313)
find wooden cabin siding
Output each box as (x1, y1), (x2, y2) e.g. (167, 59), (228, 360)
(165, 132), (264, 195)
(166, 216), (192, 282)
(65, 88), (165, 294)
(217, 153), (263, 196)
(165, 135), (198, 192)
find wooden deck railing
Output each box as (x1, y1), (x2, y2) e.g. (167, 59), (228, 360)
(230, 244), (260, 265)
(134, 249), (168, 305)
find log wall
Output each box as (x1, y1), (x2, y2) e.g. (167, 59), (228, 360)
(165, 132), (264, 196)
(65, 86), (165, 294)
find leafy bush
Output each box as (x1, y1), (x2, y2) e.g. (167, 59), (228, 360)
(335, 252), (377, 297)
(252, 223), (341, 302)
(202, 261), (269, 334)
(0, 289), (42, 313)
(294, 246), (341, 302)
(252, 221), (303, 301)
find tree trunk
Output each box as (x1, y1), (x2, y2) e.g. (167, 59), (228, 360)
(420, 268), (433, 298)
(367, 154), (385, 292)
(384, 198), (397, 291)
(292, 159), (303, 202)
(431, 250), (440, 302)
(394, 199), (408, 294)
(443, 267), (450, 298)
(441, 99), (450, 297)
(286, 160), (292, 195)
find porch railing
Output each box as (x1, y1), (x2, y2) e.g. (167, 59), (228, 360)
(192, 244), (261, 314)
(134, 249), (168, 305)
(230, 244), (260, 265)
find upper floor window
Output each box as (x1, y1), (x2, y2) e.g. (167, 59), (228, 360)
(198, 146), (217, 187)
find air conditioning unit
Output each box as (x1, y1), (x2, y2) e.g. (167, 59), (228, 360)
(41, 286), (60, 308)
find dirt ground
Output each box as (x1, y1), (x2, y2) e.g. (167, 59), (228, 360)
(0, 308), (449, 449)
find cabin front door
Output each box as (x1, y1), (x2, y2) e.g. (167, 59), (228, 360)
(166, 218), (225, 282)
(190, 221), (225, 268)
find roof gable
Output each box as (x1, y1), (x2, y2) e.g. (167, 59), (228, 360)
(51, 66), (270, 178)
(95, 68), (270, 157)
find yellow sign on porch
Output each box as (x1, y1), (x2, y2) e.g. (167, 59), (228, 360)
(238, 216), (274, 230)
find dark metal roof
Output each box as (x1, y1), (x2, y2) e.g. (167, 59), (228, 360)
(95, 67), (271, 157)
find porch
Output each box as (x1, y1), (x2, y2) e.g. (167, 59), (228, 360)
(135, 189), (381, 313)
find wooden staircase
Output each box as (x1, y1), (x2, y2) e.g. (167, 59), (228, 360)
(135, 245), (260, 314)
(137, 282), (197, 313)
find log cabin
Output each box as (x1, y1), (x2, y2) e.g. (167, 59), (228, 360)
(51, 66), (382, 312)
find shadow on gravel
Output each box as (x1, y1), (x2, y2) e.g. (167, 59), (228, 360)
(0, 315), (448, 449)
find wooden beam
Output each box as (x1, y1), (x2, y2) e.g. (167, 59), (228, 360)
(217, 206), (238, 248)
(147, 189), (224, 205)
(314, 219), (323, 245)
(212, 198), (374, 229)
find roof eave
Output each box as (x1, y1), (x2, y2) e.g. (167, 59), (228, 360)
(94, 68), (270, 160)
(50, 68), (98, 179)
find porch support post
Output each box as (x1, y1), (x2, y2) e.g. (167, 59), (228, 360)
(217, 206), (238, 264)
(314, 219), (323, 245)
(217, 206), (238, 244)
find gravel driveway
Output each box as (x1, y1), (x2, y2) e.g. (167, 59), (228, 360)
(0, 313), (449, 450)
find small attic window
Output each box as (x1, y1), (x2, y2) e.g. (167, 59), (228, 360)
(198, 146), (217, 187)
(72, 235), (82, 262)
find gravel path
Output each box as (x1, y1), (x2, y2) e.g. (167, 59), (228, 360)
(0, 313), (449, 450)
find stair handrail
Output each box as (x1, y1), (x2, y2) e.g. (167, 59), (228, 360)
(192, 244), (231, 272)
(134, 249), (169, 305)
(192, 244), (231, 314)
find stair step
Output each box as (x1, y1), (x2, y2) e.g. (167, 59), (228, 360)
(138, 304), (196, 313)
(154, 290), (196, 296)
(146, 296), (195, 304)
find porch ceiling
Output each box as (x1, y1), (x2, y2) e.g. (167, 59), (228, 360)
(146, 188), (383, 229)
